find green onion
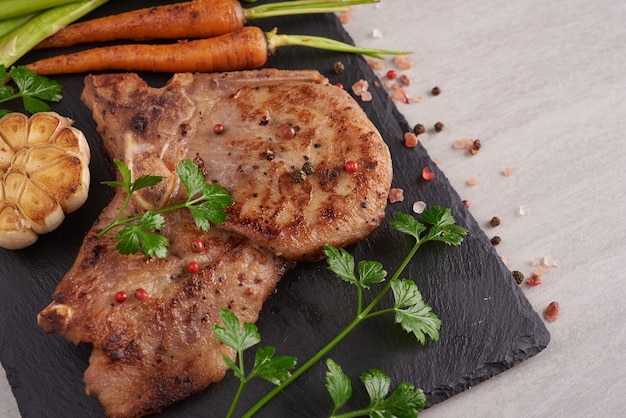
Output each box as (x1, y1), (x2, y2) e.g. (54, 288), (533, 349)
(0, 14), (37, 38)
(266, 28), (412, 60)
(245, 0), (379, 20)
(0, 0), (108, 67)
(0, 0), (81, 20)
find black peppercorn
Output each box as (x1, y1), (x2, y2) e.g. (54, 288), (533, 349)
(434, 121), (444, 132)
(490, 216), (501, 227)
(490, 236), (501, 246)
(512, 271), (525, 285)
(413, 123), (426, 135)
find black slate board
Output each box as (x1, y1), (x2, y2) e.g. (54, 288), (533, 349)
(0, 2), (549, 417)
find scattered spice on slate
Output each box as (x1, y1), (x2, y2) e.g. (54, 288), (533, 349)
(512, 270), (525, 285)
(431, 86), (441, 96)
(434, 121), (445, 132)
(333, 61), (345, 74)
(421, 166), (435, 181)
(490, 216), (501, 227)
(404, 131), (419, 148)
(388, 188), (404, 203)
(490, 236), (501, 246)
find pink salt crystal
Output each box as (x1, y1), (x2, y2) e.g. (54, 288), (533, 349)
(416, 133), (428, 143)
(360, 91), (373, 101)
(393, 55), (413, 70)
(503, 167), (514, 176)
(412, 201), (427, 214)
(453, 138), (471, 149)
(412, 95), (424, 103)
(532, 259), (541, 266)
(367, 60), (385, 70)
(534, 266), (551, 275)
(388, 188), (404, 203)
(338, 9), (353, 24)
(467, 177), (478, 186)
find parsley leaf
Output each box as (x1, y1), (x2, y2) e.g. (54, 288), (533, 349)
(324, 245), (358, 286)
(251, 346), (297, 386)
(0, 65), (62, 116)
(213, 308), (261, 352)
(325, 361), (426, 418)
(98, 159), (232, 258)
(391, 278), (441, 344)
(325, 359), (352, 414)
(213, 308), (296, 417)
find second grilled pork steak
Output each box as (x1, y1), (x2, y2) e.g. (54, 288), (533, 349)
(38, 69), (393, 417)
(38, 192), (289, 418)
(81, 69), (393, 261)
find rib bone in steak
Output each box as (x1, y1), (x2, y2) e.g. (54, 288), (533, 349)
(37, 69), (392, 417)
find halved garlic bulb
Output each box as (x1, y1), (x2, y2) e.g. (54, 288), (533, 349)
(0, 112), (90, 250)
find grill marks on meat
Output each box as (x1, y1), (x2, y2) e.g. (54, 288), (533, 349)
(39, 192), (287, 417)
(37, 69), (392, 417)
(83, 69), (392, 261)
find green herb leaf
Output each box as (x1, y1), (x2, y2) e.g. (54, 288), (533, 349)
(358, 260), (387, 288)
(323, 245), (358, 286)
(325, 358), (352, 414)
(222, 355), (244, 380)
(374, 381), (427, 418)
(0, 66), (62, 114)
(213, 308), (261, 352)
(132, 175), (163, 192)
(391, 278), (441, 344)
(251, 346), (296, 386)
(99, 159), (232, 258)
(422, 206), (468, 246)
(390, 212), (427, 241)
(178, 158), (206, 199)
(360, 368), (390, 404)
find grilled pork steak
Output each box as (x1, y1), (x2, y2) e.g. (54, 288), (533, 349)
(38, 69), (392, 417)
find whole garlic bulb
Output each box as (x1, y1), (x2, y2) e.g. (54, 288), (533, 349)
(0, 112), (91, 250)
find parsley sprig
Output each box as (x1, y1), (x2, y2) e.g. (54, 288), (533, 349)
(98, 158), (233, 258)
(213, 206), (467, 417)
(0, 65), (62, 117)
(325, 359), (426, 418)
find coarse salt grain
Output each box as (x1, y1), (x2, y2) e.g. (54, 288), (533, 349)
(388, 188), (404, 203)
(467, 177), (478, 186)
(518, 205), (530, 216)
(503, 167), (513, 176)
(367, 60), (385, 70)
(393, 55), (413, 70)
(371, 28), (383, 38)
(453, 138), (471, 149)
(412, 201), (427, 214)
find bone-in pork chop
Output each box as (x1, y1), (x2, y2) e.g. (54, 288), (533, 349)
(38, 69), (392, 417)
(81, 69), (393, 261)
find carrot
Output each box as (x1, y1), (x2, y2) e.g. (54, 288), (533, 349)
(35, 0), (378, 49)
(25, 26), (410, 76)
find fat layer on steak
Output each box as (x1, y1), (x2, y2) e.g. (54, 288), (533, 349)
(37, 69), (392, 418)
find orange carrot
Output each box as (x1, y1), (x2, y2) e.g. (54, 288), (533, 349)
(35, 0), (245, 49)
(25, 26), (410, 76)
(34, 0), (378, 49)
(26, 26), (270, 75)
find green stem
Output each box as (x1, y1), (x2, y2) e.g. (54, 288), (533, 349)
(332, 406), (378, 418)
(0, 13), (37, 38)
(245, 0), (378, 20)
(0, 0), (108, 67)
(226, 350), (249, 418)
(266, 28), (412, 59)
(242, 237), (427, 417)
(0, 0), (80, 20)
